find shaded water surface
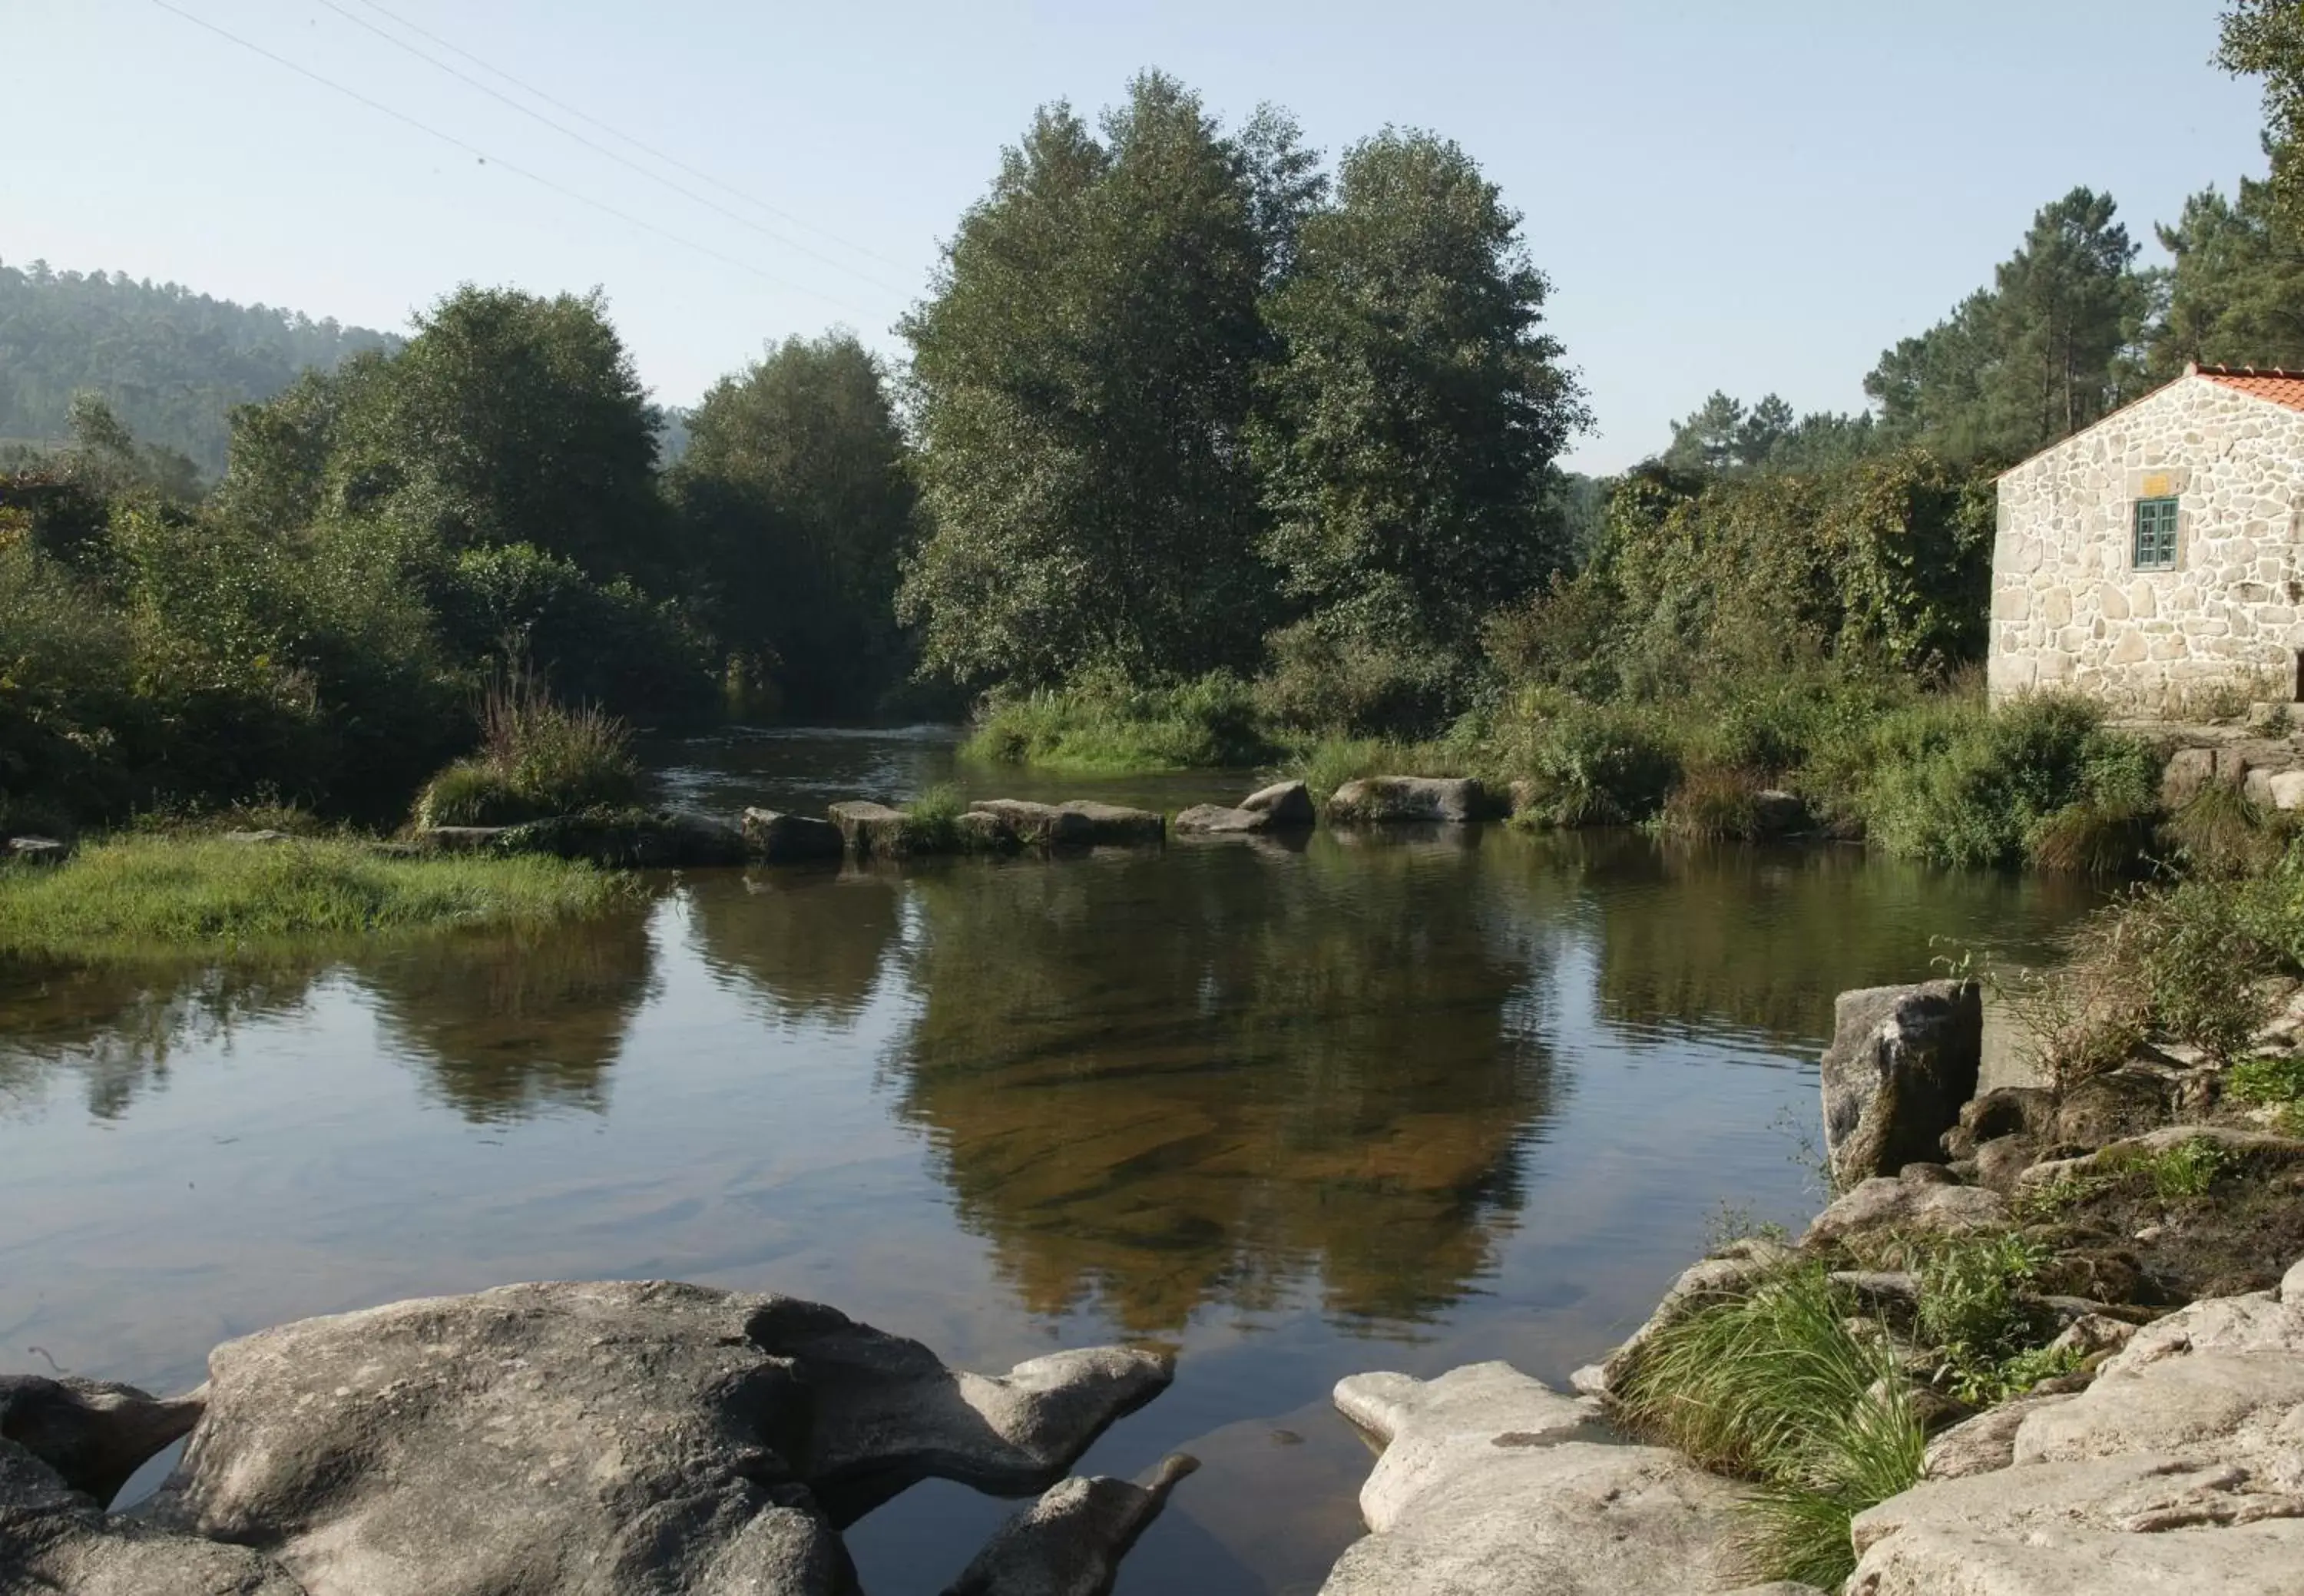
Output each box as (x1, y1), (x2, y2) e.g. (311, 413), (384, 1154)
(0, 729), (2099, 1593)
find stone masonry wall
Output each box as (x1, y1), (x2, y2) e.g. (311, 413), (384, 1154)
(1989, 375), (2304, 713)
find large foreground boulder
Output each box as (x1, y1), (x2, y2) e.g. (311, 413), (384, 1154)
(1820, 980), (1982, 1187)
(1316, 1363), (1741, 1594)
(1847, 1255), (2304, 1594)
(1326, 776), (1495, 825)
(146, 1280), (1171, 1596)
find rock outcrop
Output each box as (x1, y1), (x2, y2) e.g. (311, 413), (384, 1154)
(1849, 1257), (2304, 1594)
(1326, 776), (1495, 825)
(144, 1280), (1172, 1596)
(742, 807), (846, 863)
(1820, 980), (1982, 1187)
(1801, 1171), (2009, 1249)
(1316, 1363), (1742, 1594)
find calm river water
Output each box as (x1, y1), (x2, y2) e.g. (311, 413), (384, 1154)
(0, 728), (2100, 1593)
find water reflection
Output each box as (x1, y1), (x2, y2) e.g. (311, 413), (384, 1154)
(364, 910), (660, 1121)
(690, 867), (902, 1027)
(0, 960), (313, 1120)
(870, 833), (1558, 1333)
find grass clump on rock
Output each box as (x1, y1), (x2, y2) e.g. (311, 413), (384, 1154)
(0, 833), (625, 959)
(415, 668), (641, 828)
(1614, 1264), (1924, 1588)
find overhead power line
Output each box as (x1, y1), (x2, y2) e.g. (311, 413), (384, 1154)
(145, 0), (873, 313)
(310, 0), (908, 293)
(342, 0), (912, 276)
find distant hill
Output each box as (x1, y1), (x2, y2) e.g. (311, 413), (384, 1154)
(0, 258), (399, 478)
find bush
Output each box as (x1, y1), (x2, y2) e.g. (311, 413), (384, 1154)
(962, 667), (1274, 773)
(1506, 700), (1682, 828)
(1836, 694), (2157, 869)
(2163, 783), (2287, 878)
(1255, 621), (1462, 738)
(0, 833), (623, 959)
(1614, 1265), (1923, 1588)
(1915, 1233), (2055, 1402)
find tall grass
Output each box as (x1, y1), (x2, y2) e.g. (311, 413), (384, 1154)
(0, 834), (625, 959)
(960, 668), (1273, 773)
(415, 667), (641, 828)
(1614, 1266), (1924, 1588)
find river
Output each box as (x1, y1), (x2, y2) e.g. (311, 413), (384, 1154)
(0, 727), (2100, 1593)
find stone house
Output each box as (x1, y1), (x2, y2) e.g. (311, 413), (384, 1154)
(1988, 364), (2304, 713)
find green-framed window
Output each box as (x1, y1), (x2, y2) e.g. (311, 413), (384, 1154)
(2133, 496), (2180, 571)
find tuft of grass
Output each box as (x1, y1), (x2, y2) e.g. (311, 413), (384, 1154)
(1659, 766), (1766, 842)
(2029, 797), (2157, 876)
(2162, 783), (2286, 879)
(961, 668), (1273, 774)
(0, 834), (624, 959)
(415, 667), (640, 828)
(899, 783), (970, 853)
(1614, 1265), (1923, 1588)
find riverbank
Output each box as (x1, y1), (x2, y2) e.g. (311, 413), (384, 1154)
(1315, 858), (2304, 1592)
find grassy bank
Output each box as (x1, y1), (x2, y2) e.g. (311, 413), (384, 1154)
(958, 671), (1277, 773)
(959, 662), (2188, 875)
(0, 833), (627, 960)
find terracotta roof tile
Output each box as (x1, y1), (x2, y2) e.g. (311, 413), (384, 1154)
(2194, 364), (2304, 412)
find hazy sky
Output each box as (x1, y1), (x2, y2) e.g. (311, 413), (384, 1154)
(8, 0), (2269, 470)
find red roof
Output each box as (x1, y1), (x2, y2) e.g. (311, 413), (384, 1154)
(2194, 363), (2304, 412)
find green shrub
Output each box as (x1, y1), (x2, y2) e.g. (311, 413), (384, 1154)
(1254, 621), (1461, 738)
(1915, 1233), (2056, 1402)
(1505, 700), (1682, 828)
(415, 760), (541, 828)
(1845, 694), (2157, 869)
(1614, 1266), (1923, 1588)
(2227, 1054), (2304, 1105)
(962, 667), (1274, 773)
(0, 833), (624, 958)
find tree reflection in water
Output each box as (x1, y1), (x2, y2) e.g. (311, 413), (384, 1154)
(879, 830), (1560, 1334)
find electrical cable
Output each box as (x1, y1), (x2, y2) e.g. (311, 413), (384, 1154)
(309, 0), (908, 292)
(342, 0), (909, 273)
(145, 0), (877, 313)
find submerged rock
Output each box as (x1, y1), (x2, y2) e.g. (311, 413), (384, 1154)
(742, 807), (845, 863)
(146, 1280), (1171, 1596)
(1819, 980), (1982, 1187)
(1316, 1363), (1741, 1594)
(0, 1374), (203, 1505)
(1848, 1254), (2304, 1594)
(1326, 776), (1495, 825)
(940, 1453), (1197, 1596)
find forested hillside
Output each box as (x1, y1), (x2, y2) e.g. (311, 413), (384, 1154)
(0, 260), (396, 475)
